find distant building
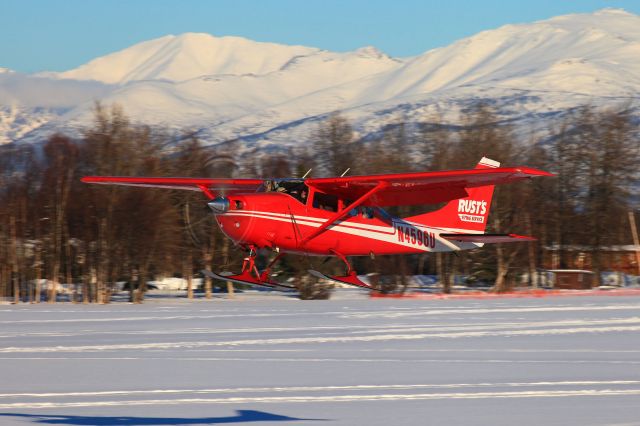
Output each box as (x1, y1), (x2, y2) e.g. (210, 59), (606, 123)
(548, 270), (594, 290)
(543, 245), (640, 275)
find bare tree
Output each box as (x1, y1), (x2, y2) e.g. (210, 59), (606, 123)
(314, 112), (356, 177)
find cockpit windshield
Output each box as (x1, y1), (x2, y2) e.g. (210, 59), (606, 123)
(259, 179), (308, 204)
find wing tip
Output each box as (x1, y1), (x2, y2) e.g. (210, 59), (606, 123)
(515, 167), (555, 177)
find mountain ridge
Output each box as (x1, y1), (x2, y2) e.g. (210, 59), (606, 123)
(46, 33), (322, 84)
(1, 8), (638, 148)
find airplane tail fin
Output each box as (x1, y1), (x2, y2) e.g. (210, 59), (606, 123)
(405, 157), (499, 233)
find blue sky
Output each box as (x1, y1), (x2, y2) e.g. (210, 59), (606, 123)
(2, 0), (639, 73)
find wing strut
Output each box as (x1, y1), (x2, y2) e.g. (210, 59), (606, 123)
(300, 181), (389, 247)
(197, 184), (215, 200)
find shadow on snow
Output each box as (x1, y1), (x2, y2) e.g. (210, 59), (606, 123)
(0, 410), (328, 425)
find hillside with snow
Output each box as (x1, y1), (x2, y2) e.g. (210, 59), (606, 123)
(46, 33), (322, 84)
(1, 8), (638, 150)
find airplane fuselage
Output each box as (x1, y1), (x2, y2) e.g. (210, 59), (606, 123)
(215, 192), (479, 256)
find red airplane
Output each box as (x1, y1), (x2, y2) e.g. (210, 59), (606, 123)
(82, 157), (552, 290)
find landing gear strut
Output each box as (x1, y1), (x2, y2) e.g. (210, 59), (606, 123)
(205, 247), (373, 292)
(241, 246), (261, 280)
(308, 249), (373, 290)
(203, 247), (296, 290)
(259, 252), (285, 282)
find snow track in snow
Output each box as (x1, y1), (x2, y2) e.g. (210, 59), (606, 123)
(2, 317), (640, 353)
(1, 294), (639, 424)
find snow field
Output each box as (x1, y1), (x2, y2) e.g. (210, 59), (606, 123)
(0, 293), (639, 425)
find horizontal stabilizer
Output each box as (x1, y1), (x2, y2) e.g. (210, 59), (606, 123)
(440, 233), (536, 243)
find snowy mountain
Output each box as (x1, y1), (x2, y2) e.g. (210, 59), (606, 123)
(1, 8), (639, 150)
(45, 33), (321, 84)
(376, 8), (640, 98)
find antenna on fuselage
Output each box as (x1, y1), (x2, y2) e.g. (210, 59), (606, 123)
(302, 168), (313, 179)
(340, 168), (351, 177)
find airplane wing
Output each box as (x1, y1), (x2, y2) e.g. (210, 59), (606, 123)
(81, 176), (263, 198)
(305, 166), (553, 207)
(440, 233), (536, 243)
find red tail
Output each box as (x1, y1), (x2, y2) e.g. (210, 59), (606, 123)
(405, 157), (499, 233)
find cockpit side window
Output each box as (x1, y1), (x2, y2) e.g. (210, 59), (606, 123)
(288, 184), (309, 204)
(312, 192), (338, 212)
(361, 207), (374, 219)
(278, 181), (308, 203)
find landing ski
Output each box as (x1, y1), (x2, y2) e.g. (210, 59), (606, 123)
(201, 270), (297, 291)
(308, 270), (373, 290)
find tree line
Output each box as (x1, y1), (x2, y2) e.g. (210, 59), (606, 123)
(0, 102), (638, 302)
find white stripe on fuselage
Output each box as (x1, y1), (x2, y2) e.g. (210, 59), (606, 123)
(222, 210), (480, 252)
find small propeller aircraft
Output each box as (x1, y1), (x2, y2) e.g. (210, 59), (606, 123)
(82, 157), (552, 290)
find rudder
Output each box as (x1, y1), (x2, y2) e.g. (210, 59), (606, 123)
(405, 157), (499, 233)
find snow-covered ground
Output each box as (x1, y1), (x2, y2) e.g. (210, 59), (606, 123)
(1, 291), (639, 425)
